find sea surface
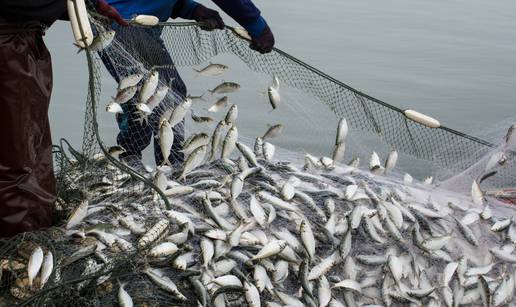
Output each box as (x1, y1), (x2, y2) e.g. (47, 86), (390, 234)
(45, 0), (516, 178)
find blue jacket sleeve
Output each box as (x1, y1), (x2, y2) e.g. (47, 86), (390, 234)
(171, 0), (200, 20)
(211, 0), (267, 38)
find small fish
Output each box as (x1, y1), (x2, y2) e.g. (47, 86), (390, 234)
(221, 126), (238, 159)
(39, 251), (53, 289)
(113, 85), (138, 104)
(186, 93), (206, 102)
(181, 145), (207, 179)
(263, 142), (275, 161)
(139, 70), (159, 104)
(254, 137), (264, 157)
(335, 118), (348, 144)
(244, 281), (261, 307)
(106, 102), (123, 113)
(272, 75), (280, 90)
(118, 283), (134, 307)
(332, 142), (346, 164)
(88, 30), (116, 52)
(159, 118), (174, 166)
(210, 120), (227, 159)
(149, 242), (179, 257)
(66, 200), (88, 229)
(182, 133), (210, 156)
(505, 123), (516, 145)
(190, 110), (213, 124)
(262, 124), (284, 139)
(194, 63), (228, 77)
(136, 103), (152, 115)
(108, 145), (126, 157)
(153, 168), (168, 193)
(224, 104), (238, 126)
(209, 82), (240, 95)
(384, 150), (398, 174)
(471, 180), (484, 206)
(403, 173), (413, 184)
(208, 96), (229, 112)
(146, 85), (169, 111)
(251, 240), (287, 261)
(145, 268), (186, 300)
(236, 142), (258, 167)
(169, 98), (192, 127)
(28, 247), (44, 288)
(118, 73), (144, 91)
(369, 151), (381, 171)
(267, 86), (280, 110)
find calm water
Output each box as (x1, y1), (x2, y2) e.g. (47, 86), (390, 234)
(45, 0), (516, 175)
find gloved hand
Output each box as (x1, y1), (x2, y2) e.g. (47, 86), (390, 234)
(191, 4), (225, 31)
(250, 24), (275, 54)
(97, 0), (128, 26)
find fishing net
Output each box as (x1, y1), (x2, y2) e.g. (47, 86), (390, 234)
(1, 7), (516, 306)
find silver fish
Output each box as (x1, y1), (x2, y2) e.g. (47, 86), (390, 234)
(118, 73), (144, 91)
(221, 126), (238, 159)
(267, 86), (280, 110)
(194, 63), (228, 77)
(210, 120), (227, 160)
(208, 96), (229, 113)
(159, 118), (174, 166)
(181, 145), (207, 179)
(169, 98), (192, 127)
(113, 85), (138, 104)
(89, 30), (116, 52)
(209, 82), (240, 95)
(118, 283), (133, 307)
(262, 124), (284, 139)
(146, 85), (169, 111)
(66, 200), (88, 229)
(28, 247), (44, 288)
(139, 70), (159, 103)
(224, 104), (238, 126)
(106, 102), (123, 113)
(190, 110), (214, 124)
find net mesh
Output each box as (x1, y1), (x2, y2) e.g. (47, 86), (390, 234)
(1, 11), (515, 307)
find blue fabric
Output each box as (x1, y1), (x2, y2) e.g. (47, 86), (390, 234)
(107, 0), (266, 35)
(106, 0), (195, 21)
(243, 15), (266, 38)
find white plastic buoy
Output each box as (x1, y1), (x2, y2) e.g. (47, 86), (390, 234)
(67, 0), (93, 48)
(403, 110), (441, 128)
(131, 15), (159, 26)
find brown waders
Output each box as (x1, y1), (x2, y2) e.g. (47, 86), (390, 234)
(0, 22), (56, 237)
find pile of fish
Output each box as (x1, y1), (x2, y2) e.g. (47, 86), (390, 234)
(3, 29), (516, 305)
(3, 107), (515, 306)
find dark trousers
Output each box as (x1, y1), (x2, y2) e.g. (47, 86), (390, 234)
(0, 23), (56, 237)
(99, 26), (186, 166)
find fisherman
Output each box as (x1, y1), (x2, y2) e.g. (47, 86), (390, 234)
(99, 0), (275, 171)
(0, 1), (127, 237)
